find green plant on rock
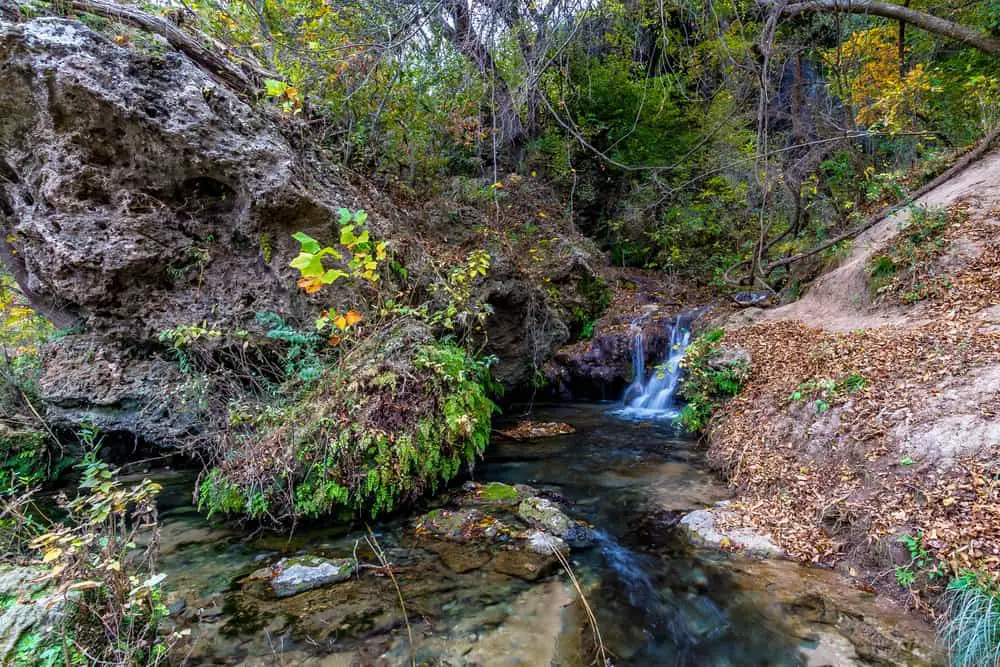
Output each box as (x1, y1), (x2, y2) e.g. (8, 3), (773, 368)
(940, 571), (1000, 667)
(197, 333), (498, 523)
(290, 208), (387, 294)
(676, 328), (748, 433)
(382, 248), (493, 334)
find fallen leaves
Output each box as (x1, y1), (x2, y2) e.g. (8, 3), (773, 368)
(707, 265), (1000, 577)
(497, 421), (576, 440)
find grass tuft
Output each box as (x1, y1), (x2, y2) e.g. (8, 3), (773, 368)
(939, 571), (1000, 667)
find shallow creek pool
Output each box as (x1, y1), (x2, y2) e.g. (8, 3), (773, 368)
(154, 403), (937, 666)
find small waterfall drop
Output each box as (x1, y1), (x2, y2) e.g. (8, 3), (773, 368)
(619, 315), (691, 419)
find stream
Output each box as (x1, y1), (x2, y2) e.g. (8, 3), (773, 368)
(152, 401), (936, 666)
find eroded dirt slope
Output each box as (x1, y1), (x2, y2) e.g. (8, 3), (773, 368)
(708, 149), (1000, 609)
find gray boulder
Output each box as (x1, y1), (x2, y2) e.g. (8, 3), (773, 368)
(250, 556), (356, 598)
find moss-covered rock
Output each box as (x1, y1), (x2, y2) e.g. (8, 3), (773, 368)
(196, 321), (496, 523)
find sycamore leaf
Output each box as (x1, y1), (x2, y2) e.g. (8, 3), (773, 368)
(290, 252), (325, 278)
(320, 269), (348, 284)
(345, 310), (362, 326)
(334, 315), (347, 330)
(43, 548), (63, 563)
(291, 232), (321, 254)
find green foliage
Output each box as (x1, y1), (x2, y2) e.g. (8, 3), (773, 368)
(788, 372), (867, 413)
(26, 444), (174, 665)
(893, 531), (947, 590)
(11, 630), (86, 667)
(0, 429), (72, 493)
(290, 208), (387, 292)
(940, 571), (1000, 667)
(677, 329), (748, 433)
(255, 311), (325, 381)
(198, 338), (497, 522)
(158, 322), (223, 374)
(382, 249), (493, 335)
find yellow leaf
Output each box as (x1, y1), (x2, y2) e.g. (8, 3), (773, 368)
(345, 310), (362, 326)
(334, 315), (347, 330)
(43, 548), (63, 563)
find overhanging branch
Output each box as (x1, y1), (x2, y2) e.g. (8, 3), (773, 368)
(779, 0), (1000, 54)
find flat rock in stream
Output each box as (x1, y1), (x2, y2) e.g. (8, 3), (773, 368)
(679, 506), (782, 558)
(414, 508), (516, 544)
(497, 421), (576, 440)
(249, 556), (356, 598)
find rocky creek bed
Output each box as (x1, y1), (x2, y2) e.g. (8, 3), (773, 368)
(88, 403), (941, 666)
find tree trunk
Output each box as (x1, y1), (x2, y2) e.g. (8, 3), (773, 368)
(442, 0), (525, 148)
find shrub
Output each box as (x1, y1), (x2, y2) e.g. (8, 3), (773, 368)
(23, 449), (173, 665)
(677, 328), (749, 433)
(197, 325), (497, 523)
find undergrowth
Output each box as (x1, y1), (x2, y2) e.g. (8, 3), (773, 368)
(677, 328), (748, 433)
(197, 333), (497, 523)
(868, 204), (961, 304)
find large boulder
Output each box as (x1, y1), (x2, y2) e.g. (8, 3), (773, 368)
(0, 17), (601, 449)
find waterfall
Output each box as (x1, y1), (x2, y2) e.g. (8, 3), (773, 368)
(619, 315), (691, 419)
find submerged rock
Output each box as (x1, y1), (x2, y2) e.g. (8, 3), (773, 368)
(491, 548), (559, 581)
(518, 496), (594, 548)
(249, 556), (356, 598)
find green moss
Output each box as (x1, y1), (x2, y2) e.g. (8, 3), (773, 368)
(481, 482), (519, 502)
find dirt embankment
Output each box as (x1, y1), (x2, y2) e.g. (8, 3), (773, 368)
(707, 150), (1000, 612)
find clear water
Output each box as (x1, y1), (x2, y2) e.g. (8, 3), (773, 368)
(480, 404), (802, 665)
(152, 403), (930, 665)
(618, 316), (691, 420)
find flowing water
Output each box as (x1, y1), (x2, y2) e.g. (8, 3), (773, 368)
(619, 315), (691, 419)
(151, 400), (935, 665)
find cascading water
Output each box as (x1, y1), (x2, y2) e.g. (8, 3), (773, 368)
(620, 315), (691, 419)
